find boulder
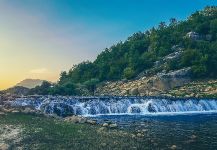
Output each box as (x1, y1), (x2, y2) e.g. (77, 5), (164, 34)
(170, 145), (177, 150)
(153, 68), (191, 91)
(109, 123), (118, 128)
(102, 123), (109, 127)
(41, 102), (75, 117)
(130, 106), (141, 113)
(86, 119), (97, 125)
(129, 88), (139, 96)
(0, 143), (9, 150)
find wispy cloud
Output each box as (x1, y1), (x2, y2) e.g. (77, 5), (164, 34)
(29, 68), (48, 74)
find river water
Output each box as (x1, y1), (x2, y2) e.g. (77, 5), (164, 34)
(11, 96), (217, 149)
(94, 113), (217, 149)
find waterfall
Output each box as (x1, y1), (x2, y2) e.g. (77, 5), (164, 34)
(10, 96), (217, 117)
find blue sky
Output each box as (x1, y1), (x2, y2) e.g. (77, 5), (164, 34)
(0, 0), (217, 89)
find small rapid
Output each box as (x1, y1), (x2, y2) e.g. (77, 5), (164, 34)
(10, 96), (217, 117)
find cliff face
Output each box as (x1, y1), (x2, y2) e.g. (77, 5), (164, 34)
(95, 67), (192, 96)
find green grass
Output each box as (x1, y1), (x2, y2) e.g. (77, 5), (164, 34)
(0, 113), (144, 150)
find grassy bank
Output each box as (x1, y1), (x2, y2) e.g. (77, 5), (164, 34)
(0, 113), (147, 150)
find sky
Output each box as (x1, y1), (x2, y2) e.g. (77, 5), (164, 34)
(0, 0), (217, 90)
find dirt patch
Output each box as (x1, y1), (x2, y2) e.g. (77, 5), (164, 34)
(0, 125), (22, 149)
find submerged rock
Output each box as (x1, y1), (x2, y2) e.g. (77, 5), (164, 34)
(41, 102), (75, 117)
(170, 145), (177, 150)
(130, 106), (141, 113)
(147, 104), (156, 113)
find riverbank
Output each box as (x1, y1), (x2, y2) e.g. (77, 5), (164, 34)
(0, 112), (150, 150)
(1, 112), (217, 149)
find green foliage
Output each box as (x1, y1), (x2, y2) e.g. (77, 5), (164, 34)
(28, 81), (52, 95)
(123, 67), (135, 79)
(83, 78), (100, 95)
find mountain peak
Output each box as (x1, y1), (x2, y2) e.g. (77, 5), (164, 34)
(15, 79), (45, 89)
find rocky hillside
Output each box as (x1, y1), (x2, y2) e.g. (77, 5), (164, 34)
(95, 49), (217, 98)
(164, 80), (217, 98)
(2, 86), (30, 96)
(95, 67), (192, 96)
(28, 6), (217, 97)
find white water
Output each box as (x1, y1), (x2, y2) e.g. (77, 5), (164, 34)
(10, 96), (217, 117)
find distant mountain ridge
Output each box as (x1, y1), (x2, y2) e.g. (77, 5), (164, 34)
(16, 79), (44, 89)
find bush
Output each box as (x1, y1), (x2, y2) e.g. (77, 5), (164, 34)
(123, 67), (135, 79)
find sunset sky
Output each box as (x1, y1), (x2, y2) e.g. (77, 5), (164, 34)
(1, 0), (217, 90)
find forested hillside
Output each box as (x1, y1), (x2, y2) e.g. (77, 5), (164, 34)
(30, 6), (217, 96)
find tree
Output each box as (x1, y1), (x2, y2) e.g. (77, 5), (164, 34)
(158, 22), (166, 29)
(28, 81), (52, 95)
(84, 78), (100, 95)
(170, 18), (177, 26)
(123, 67), (135, 79)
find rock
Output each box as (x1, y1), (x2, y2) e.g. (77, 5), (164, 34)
(102, 123), (109, 127)
(129, 88), (139, 95)
(41, 102), (75, 117)
(101, 143), (107, 147)
(97, 127), (106, 132)
(11, 110), (19, 113)
(147, 104), (156, 112)
(0, 143), (9, 150)
(130, 106), (141, 113)
(142, 129), (148, 132)
(191, 135), (197, 139)
(109, 123), (118, 128)
(170, 145), (177, 150)
(153, 68), (191, 91)
(64, 116), (87, 124)
(23, 107), (36, 114)
(131, 134), (136, 138)
(204, 86), (212, 92)
(86, 119), (97, 125)
(0, 112), (5, 115)
(136, 133), (144, 137)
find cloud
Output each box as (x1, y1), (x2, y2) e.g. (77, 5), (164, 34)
(29, 68), (48, 74)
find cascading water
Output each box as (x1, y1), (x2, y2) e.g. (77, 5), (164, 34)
(10, 96), (217, 117)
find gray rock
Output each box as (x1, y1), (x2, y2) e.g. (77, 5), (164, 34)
(102, 123), (109, 127)
(109, 123), (118, 128)
(86, 119), (97, 125)
(170, 145), (177, 150)
(0, 143), (9, 150)
(129, 88), (139, 95)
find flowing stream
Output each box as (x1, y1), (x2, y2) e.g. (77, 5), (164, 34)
(10, 96), (217, 117)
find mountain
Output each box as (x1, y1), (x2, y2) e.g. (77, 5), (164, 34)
(16, 79), (44, 89)
(29, 6), (217, 97)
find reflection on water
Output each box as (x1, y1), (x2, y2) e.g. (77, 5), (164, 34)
(93, 113), (217, 150)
